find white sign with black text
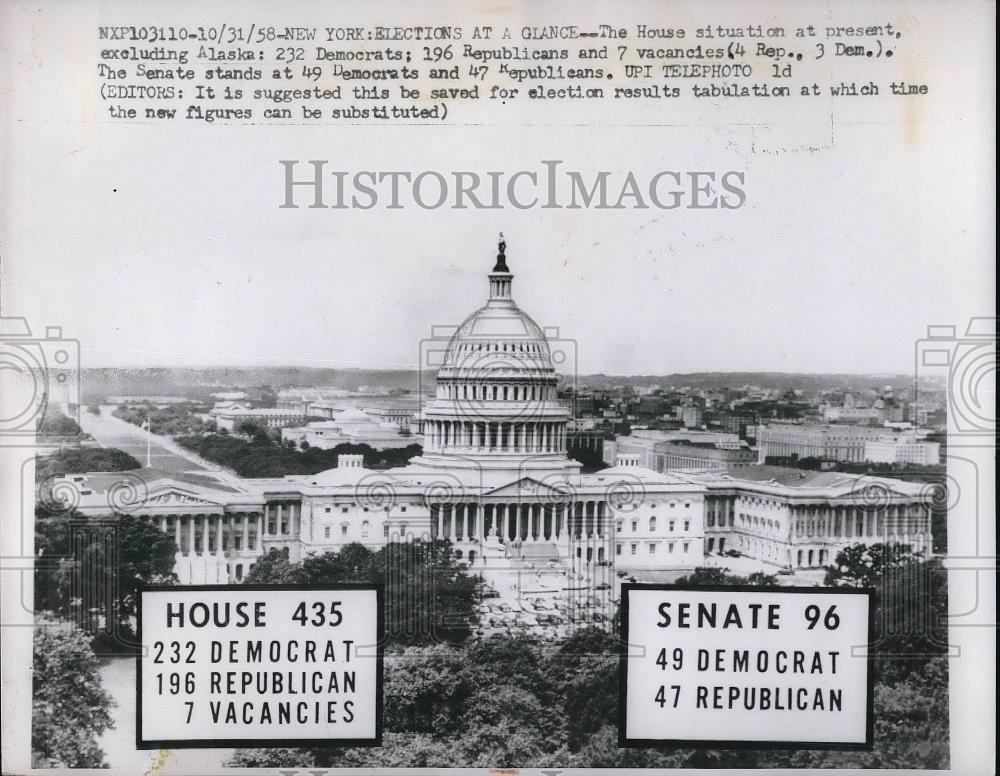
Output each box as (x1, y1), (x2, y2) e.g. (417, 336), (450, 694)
(137, 585), (382, 748)
(620, 584), (873, 748)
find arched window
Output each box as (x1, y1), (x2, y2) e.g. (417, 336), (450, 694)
(361, 520), (370, 538)
(649, 516), (657, 532)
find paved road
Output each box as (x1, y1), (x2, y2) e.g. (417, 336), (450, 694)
(79, 407), (223, 475)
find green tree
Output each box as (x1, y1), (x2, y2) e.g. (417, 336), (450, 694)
(746, 571), (779, 586)
(675, 567), (779, 587)
(872, 556), (948, 682)
(459, 684), (565, 766)
(243, 547), (303, 584)
(176, 433), (422, 477)
(37, 408), (81, 436)
(560, 659), (617, 749)
(246, 540), (480, 645)
(751, 659), (950, 770)
(676, 566), (734, 585)
(826, 543), (947, 682)
(35, 447), (141, 485)
(235, 419), (270, 442)
(569, 724), (692, 768)
(31, 619), (114, 768)
(311, 733), (459, 769)
(113, 513), (179, 620)
(226, 748), (314, 768)
(35, 511), (178, 629)
(381, 645), (470, 733)
(824, 542), (924, 588)
(376, 540), (481, 644)
(538, 627), (619, 751)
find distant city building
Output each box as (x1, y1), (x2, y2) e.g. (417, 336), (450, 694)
(864, 437), (941, 465)
(908, 401), (947, 428)
(107, 395), (192, 405)
(209, 400), (251, 413)
(361, 406), (416, 431)
(719, 411), (759, 438)
(605, 431), (755, 471)
(277, 398), (418, 431)
(211, 406), (307, 431)
(756, 423), (892, 463)
(676, 402), (704, 428)
(281, 409), (417, 450)
(821, 405), (884, 424)
(653, 442), (757, 470)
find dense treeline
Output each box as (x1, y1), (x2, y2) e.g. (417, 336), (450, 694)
(229, 542), (949, 769)
(37, 407), (81, 436)
(113, 402), (214, 436)
(34, 508), (178, 637)
(35, 447), (141, 484)
(32, 620), (114, 769)
(246, 540), (480, 645)
(176, 433), (422, 477)
(32, 499), (178, 767)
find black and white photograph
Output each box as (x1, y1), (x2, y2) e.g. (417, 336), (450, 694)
(0, 1), (994, 774)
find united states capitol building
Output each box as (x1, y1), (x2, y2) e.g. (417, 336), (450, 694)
(61, 239), (935, 587)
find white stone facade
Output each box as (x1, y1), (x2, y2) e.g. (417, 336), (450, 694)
(57, 244), (935, 585)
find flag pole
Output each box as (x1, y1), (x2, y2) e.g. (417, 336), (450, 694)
(146, 415), (152, 468)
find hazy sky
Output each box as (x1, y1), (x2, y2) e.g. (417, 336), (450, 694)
(2, 1), (994, 376)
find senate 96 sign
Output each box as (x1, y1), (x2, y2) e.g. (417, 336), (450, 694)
(619, 584), (873, 749)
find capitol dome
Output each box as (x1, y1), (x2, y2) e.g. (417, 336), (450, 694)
(417, 235), (574, 471)
(438, 242), (555, 381)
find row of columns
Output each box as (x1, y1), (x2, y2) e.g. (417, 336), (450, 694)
(161, 512), (262, 556)
(439, 382), (551, 402)
(429, 501), (609, 543)
(790, 504), (931, 541)
(157, 503), (302, 557)
(425, 420), (566, 454)
(706, 498), (736, 528)
(264, 502), (300, 537)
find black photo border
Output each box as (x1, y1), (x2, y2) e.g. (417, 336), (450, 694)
(617, 583), (875, 750)
(135, 582), (384, 750)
